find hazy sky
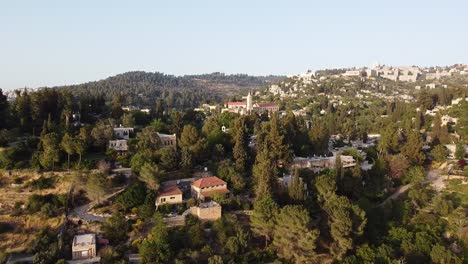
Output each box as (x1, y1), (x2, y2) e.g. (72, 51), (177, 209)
(1, 0), (468, 90)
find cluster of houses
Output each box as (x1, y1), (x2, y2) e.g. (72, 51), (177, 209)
(108, 126), (177, 152)
(223, 91), (279, 115)
(155, 175), (229, 221)
(342, 64), (468, 82)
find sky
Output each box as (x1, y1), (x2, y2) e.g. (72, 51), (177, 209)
(1, 0), (468, 90)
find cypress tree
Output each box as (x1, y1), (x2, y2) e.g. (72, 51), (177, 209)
(288, 169), (305, 203)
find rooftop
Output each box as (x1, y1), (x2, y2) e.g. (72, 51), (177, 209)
(192, 176), (227, 189)
(73, 234), (96, 247)
(158, 185), (183, 197)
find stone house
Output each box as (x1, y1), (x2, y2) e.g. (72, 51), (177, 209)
(72, 234), (96, 260)
(191, 176), (230, 200)
(155, 185), (183, 207)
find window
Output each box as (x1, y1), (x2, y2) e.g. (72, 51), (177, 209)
(161, 198), (166, 202)
(170, 197), (175, 199)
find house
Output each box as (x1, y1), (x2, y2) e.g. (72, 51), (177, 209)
(113, 127), (134, 140)
(157, 132), (177, 149)
(224, 91), (279, 115)
(72, 234), (96, 260)
(109, 139), (129, 152)
(191, 176), (230, 200)
(441, 115), (458, 126)
(278, 174), (308, 196)
(291, 155), (356, 173)
(190, 201), (222, 221)
(445, 144), (468, 159)
(156, 185), (183, 207)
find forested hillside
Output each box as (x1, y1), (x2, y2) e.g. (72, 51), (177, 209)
(53, 72), (282, 109)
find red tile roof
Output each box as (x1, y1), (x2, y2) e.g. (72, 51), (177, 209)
(192, 176), (227, 189)
(158, 185), (182, 197)
(227, 102), (247, 106)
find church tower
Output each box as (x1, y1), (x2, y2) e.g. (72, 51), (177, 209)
(246, 91), (253, 112)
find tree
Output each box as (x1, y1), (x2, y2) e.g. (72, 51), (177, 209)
(455, 142), (465, 160)
(250, 196), (278, 247)
(315, 172), (337, 203)
(387, 154), (410, 180)
(157, 147), (178, 171)
(40, 133), (60, 171)
(431, 145), (448, 162)
(139, 162), (164, 191)
(91, 120), (113, 150)
(433, 115), (450, 144)
(122, 113), (135, 127)
(433, 195), (454, 216)
(323, 195), (366, 259)
(400, 130), (425, 165)
(288, 169), (305, 203)
(408, 186), (434, 208)
(309, 119), (330, 155)
(273, 205), (320, 263)
(180, 147), (193, 172)
(14, 90), (32, 132)
(136, 126), (161, 151)
(430, 244), (460, 264)
(265, 114), (293, 167)
(102, 212), (129, 244)
(139, 214), (172, 264)
(377, 125), (399, 154)
(233, 118), (249, 174)
(402, 166), (425, 184)
(253, 143), (278, 198)
(86, 173), (108, 203)
(111, 94), (124, 120)
(0, 89), (8, 129)
(74, 127), (90, 166)
(179, 125), (205, 160)
(208, 255), (224, 264)
(60, 133), (75, 170)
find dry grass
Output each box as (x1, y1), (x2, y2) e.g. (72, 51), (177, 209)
(0, 169), (73, 253)
(0, 214), (64, 253)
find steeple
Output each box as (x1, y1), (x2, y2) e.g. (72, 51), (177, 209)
(246, 90), (253, 112)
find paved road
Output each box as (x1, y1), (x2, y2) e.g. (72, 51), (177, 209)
(69, 188), (126, 223)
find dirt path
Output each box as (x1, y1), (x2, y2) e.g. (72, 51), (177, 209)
(378, 168), (441, 207)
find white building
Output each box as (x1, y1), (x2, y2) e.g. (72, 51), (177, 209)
(72, 234), (96, 260)
(109, 139), (129, 152)
(113, 127), (134, 140)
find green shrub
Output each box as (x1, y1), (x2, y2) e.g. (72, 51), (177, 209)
(28, 176), (55, 190)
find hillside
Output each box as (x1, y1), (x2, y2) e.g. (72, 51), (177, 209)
(54, 71), (283, 109)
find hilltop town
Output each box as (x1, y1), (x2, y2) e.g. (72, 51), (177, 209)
(0, 64), (467, 264)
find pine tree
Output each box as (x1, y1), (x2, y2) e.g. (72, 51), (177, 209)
(265, 113), (293, 168)
(139, 162), (164, 191)
(401, 130), (425, 165)
(253, 143), (278, 198)
(139, 214), (172, 264)
(273, 205), (320, 263)
(288, 169), (305, 203)
(251, 196), (278, 247)
(323, 195), (366, 259)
